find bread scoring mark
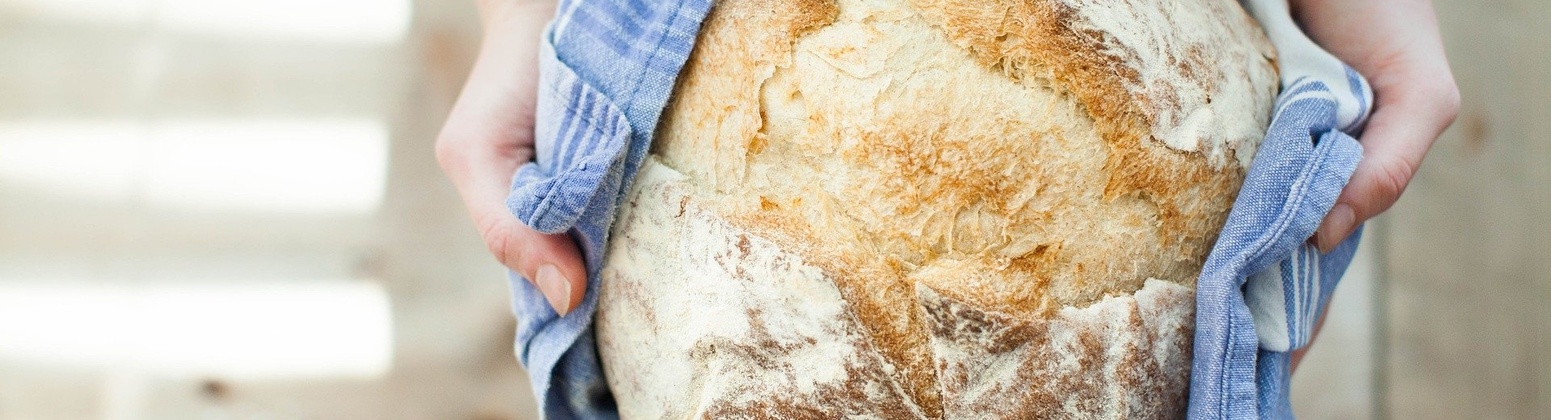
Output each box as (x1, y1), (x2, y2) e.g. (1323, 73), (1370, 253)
(699, 362), (926, 419)
(911, 0), (1277, 167)
(652, 0), (839, 191)
(909, 0), (1280, 250)
(646, 0), (1276, 415)
(605, 165), (1198, 418)
(918, 280), (1194, 418)
(599, 164), (928, 418)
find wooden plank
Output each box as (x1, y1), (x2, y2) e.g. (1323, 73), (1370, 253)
(1383, 0), (1551, 418)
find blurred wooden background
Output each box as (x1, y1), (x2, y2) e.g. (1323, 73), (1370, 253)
(1291, 0), (1551, 418)
(0, 0), (1545, 418)
(0, 0), (536, 418)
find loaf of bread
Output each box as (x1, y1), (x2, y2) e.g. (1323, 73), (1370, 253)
(597, 0), (1278, 417)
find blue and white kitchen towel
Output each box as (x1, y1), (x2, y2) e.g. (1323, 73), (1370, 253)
(1189, 0), (1374, 418)
(505, 0), (711, 417)
(505, 0), (1373, 417)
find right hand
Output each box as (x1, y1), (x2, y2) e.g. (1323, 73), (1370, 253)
(435, 0), (584, 316)
(1287, 0), (1459, 372)
(1294, 0), (1461, 252)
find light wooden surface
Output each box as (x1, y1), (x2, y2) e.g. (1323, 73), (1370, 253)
(1382, 0), (1551, 418)
(1293, 1), (1551, 418)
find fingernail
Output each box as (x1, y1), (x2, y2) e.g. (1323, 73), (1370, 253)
(1315, 204), (1354, 253)
(536, 264), (572, 316)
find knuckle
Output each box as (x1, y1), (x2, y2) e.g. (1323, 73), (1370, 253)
(1421, 75), (1462, 123)
(478, 218), (520, 268)
(433, 133), (466, 172)
(1370, 158), (1414, 211)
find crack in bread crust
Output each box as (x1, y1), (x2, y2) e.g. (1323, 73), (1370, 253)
(630, 0), (1278, 416)
(599, 163), (1201, 418)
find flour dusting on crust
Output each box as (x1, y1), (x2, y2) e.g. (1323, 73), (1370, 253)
(599, 161), (1197, 419)
(599, 161), (927, 419)
(919, 280), (1194, 418)
(649, 0), (1274, 413)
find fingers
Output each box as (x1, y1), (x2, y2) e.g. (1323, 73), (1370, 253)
(479, 212), (589, 316)
(1314, 61), (1460, 252)
(1294, 0), (1459, 252)
(439, 128), (589, 316)
(440, 131), (588, 316)
(438, 113), (589, 316)
(435, 0), (583, 316)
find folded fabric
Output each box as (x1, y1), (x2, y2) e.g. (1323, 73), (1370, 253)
(1189, 0), (1375, 418)
(506, 0), (712, 418)
(507, 0), (1372, 418)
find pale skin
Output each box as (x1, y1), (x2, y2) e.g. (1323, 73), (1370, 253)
(1291, 0), (1460, 370)
(436, 0), (581, 315)
(436, 0), (1460, 371)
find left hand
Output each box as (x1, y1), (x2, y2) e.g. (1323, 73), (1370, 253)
(435, 0), (585, 316)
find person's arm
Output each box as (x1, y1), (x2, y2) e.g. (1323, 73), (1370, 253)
(1288, 0), (1460, 371)
(436, 0), (584, 316)
(1296, 0), (1461, 252)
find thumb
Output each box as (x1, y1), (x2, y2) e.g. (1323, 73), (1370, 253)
(1313, 68), (1458, 252)
(481, 213), (588, 316)
(432, 0), (583, 316)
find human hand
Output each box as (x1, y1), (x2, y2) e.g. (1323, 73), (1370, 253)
(1293, 0), (1461, 252)
(436, 0), (583, 316)
(1285, 0), (1459, 372)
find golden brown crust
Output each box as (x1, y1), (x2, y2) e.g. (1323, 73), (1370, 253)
(647, 0), (1277, 415)
(910, 0), (1278, 271)
(918, 280), (1195, 418)
(597, 163), (929, 419)
(597, 162), (1197, 419)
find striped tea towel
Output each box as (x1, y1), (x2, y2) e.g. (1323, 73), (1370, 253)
(504, 0), (1372, 417)
(505, 0), (713, 418)
(1189, 0), (1375, 418)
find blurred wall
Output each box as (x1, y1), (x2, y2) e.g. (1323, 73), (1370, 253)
(1381, 0), (1551, 418)
(1290, 0), (1551, 418)
(0, 0), (538, 419)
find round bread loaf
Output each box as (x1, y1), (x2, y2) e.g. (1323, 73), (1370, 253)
(596, 0), (1278, 417)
